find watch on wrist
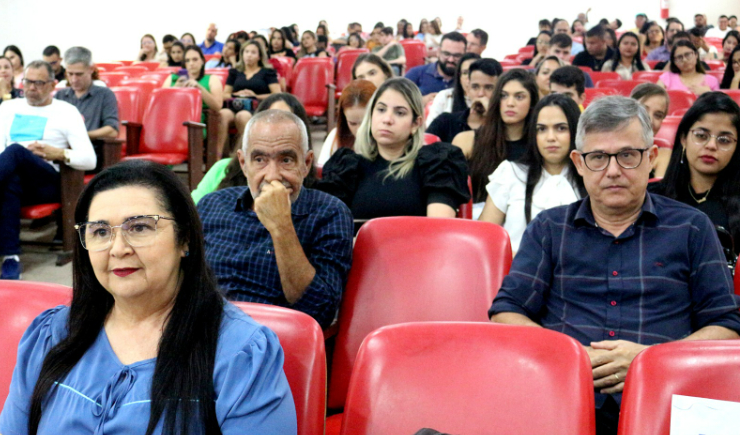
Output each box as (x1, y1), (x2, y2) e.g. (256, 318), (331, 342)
(63, 149), (71, 165)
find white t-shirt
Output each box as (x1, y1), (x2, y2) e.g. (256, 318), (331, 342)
(705, 27), (729, 39)
(318, 127), (338, 166)
(486, 161), (581, 253)
(0, 98), (96, 171)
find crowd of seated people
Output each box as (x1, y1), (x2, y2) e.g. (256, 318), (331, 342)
(1, 13), (740, 435)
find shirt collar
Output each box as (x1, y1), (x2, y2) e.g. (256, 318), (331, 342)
(67, 84), (100, 100)
(235, 186), (313, 216)
(574, 192), (658, 229)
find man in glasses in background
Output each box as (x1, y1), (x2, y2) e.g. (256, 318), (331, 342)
(0, 60), (96, 279)
(405, 32), (467, 106)
(41, 45), (65, 82)
(488, 96), (740, 435)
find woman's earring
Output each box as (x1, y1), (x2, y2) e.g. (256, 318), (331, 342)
(184, 251), (190, 257)
(680, 148), (685, 165)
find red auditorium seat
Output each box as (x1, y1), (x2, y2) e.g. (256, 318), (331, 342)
(99, 72), (131, 87)
(95, 62), (124, 71)
(0, 282), (72, 408)
(722, 89), (740, 106)
(133, 61), (160, 71)
(326, 217), (512, 434)
(645, 60), (660, 69)
(291, 58), (335, 132)
(121, 88), (206, 190)
(118, 79), (159, 109)
(706, 70), (725, 83)
(205, 68), (229, 87)
(583, 87), (619, 107)
(339, 323), (595, 435)
(204, 54), (221, 62)
(655, 116), (681, 146)
(423, 133), (440, 144)
(518, 45), (535, 55)
(596, 79), (647, 96)
(735, 269), (740, 296)
(117, 60), (134, 66)
(110, 86), (146, 143)
(114, 66), (148, 77)
(588, 71), (622, 87)
(234, 302), (326, 435)
(618, 340), (740, 435)
(457, 177), (473, 219)
(335, 49), (369, 98)
(666, 90), (696, 116)
(137, 72), (171, 87)
(704, 59), (725, 71)
(632, 71), (662, 83)
(653, 137), (672, 149)
(269, 58), (292, 92)
(576, 66), (594, 73)
(399, 39), (426, 70)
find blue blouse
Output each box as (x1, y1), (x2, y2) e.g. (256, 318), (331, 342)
(0, 302), (297, 435)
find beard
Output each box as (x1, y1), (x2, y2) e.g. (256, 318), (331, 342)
(440, 60), (457, 76)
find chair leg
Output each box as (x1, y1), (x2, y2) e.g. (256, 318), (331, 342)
(57, 164), (84, 266)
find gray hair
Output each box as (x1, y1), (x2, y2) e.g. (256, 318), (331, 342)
(25, 60), (54, 80)
(242, 109), (309, 153)
(576, 96), (653, 151)
(64, 46), (93, 67)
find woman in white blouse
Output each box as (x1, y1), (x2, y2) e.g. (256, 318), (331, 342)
(601, 32), (651, 80)
(479, 94), (586, 254)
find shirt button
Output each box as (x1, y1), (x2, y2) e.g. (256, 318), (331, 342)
(612, 271), (618, 276)
(609, 331), (615, 337)
(610, 301), (617, 306)
(614, 240), (619, 244)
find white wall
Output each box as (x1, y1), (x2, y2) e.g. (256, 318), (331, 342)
(1, 1), (738, 65)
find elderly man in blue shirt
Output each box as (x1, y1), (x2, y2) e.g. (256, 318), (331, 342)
(489, 96), (740, 435)
(199, 110), (353, 328)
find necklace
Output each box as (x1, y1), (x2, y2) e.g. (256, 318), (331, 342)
(688, 184), (712, 204)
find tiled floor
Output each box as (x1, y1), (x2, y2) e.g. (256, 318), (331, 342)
(10, 128), (328, 287)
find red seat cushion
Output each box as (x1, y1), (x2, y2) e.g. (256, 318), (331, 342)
(20, 204), (61, 220)
(122, 153), (187, 165)
(304, 106), (326, 117)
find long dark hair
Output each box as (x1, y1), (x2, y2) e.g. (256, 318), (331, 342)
(670, 40), (705, 74)
(469, 68), (539, 202)
(216, 39), (241, 68)
(167, 41), (185, 67)
(184, 45), (206, 80)
(218, 93), (316, 190)
(29, 160), (224, 435)
(269, 28), (289, 54)
(610, 32), (646, 73)
(2, 44), (24, 68)
(661, 92), (740, 246)
(721, 45), (740, 89)
(520, 94), (586, 223)
(451, 53), (480, 113)
(723, 31), (740, 61)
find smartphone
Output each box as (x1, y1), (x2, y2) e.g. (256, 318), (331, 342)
(177, 68), (189, 79)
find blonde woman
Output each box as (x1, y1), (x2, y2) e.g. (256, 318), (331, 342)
(317, 77), (470, 228)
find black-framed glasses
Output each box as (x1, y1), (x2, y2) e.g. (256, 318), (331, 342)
(689, 129), (737, 149)
(674, 51), (696, 63)
(74, 215), (175, 252)
(22, 79), (52, 88)
(439, 51), (463, 59)
(579, 148), (649, 171)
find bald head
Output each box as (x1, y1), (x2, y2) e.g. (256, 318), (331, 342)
(206, 23), (218, 42)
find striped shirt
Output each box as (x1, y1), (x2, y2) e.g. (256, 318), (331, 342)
(199, 187), (354, 328)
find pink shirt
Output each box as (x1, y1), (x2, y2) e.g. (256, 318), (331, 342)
(659, 71), (719, 93)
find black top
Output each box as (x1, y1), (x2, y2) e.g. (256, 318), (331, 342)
(269, 49), (297, 59)
(572, 47), (616, 71)
(226, 68), (278, 95)
(506, 137), (528, 162)
(649, 182), (730, 230)
(54, 66), (66, 82)
(427, 109), (472, 143)
(317, 143), (470, 226)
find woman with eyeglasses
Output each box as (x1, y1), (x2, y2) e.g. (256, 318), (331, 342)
(479, 94), (586, 254)
(137, 34), (158, 62)
(658, 40), (719, 96)
(651, 92), (740, 256)
(720, 45), (740, 89)
(640, 21), (664, 58)
(0, 160), (296, 434)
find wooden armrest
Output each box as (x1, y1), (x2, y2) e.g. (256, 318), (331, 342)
(323, 322), (339, 340)
(326, 83), (337, 132)
(122, 121), (142, 155)
(185, 121), (205, 191)
(204, 109), (221, 171)
(59, 164), (85, 253)
(183, 121), (206, 128)
(101, 138), (124, 167)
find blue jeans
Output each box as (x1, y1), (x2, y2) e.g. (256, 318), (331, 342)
(0, 144), (61, 255)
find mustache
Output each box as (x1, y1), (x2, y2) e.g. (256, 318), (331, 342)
(258, 180), (293, 192)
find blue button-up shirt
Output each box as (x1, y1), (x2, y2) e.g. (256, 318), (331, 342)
(646, 45), (671, 62)
(199, 40), (224, 55)
(490, 193), (740, 406)
(405, 62), (453, 96)
(199, 186), (354, 328)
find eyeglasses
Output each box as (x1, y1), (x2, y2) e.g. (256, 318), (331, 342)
(579, 148), (649, 171)
(647, 29), (662, 35)
(75, 215), (175, 252)
(674, 51), (696, 63)
(689, 129), (737, 149)
(440, 51), (463, 59)
(22, 79), (52, 88)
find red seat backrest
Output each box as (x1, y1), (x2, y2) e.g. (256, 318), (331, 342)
(335, 49), (369, 92)
(632, 71), (663, 83)
(205, 69), (229, 86)
(139, 88), (202, 155)
(722, 89), (740, 106)
(704, 59), (725, 70)
(95, 62), (124, 71)
(137, 72), (170, 87)
(233, 302), (326, 435)
(423, 133), (440, 144)
(588, 70), (620, 83)
(583, 87), (619, 107)
(114, 66), (148, 77)
(291, 60), (333, 116)
(134, 61), (161, 71)
(204, 54), (221, 62)
(99, 72), (131, 87)
(118, 79), (160, 115)
(341, 323), (595, 435)
(399, 40), (426, 70)
(0, 282), (72, 408)
(654, 116), (682, 146)
(595, 79), (648, 96)
(518, 45), (535, 54)
(706, 70), (725, 83)
(110, 86), (143, 141)
(645, 60), (661, 69)
(328, 217), (513, 410)
(735, 269), (740, 296)
(618, 340), (740, 435)
(666, 90), (696, 116)
(117, 60), (134, 66)
(269, 58), (294, 90)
